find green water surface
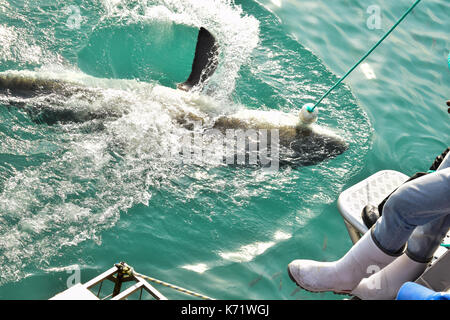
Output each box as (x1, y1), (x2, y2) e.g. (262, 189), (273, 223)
(0, 0), (448, 300)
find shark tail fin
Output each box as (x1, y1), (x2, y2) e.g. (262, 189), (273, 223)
(177, 27), (219, 91)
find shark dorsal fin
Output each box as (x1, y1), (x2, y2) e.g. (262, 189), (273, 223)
(177, 27), (219, 91)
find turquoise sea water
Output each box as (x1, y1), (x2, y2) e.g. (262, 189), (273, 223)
(0, 0), (448, 300)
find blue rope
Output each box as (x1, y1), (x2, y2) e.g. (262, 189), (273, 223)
(309, 0), (422, 112)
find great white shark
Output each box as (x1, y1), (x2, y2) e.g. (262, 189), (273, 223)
(0, 28), (348, 167)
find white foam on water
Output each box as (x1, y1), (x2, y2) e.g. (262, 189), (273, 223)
(0, 66), (305, 282)
(0, 64), (267, 284)
(182, 263), (209, 274)
(99, 0), (260, 101)
(219, 241), (276, 263)
(273, 230), (291, 240)
(0, 0), (369, 287)
(0, 25), (44, 64)
(218, 231), (291, 263)
(360, 62), (377, 80)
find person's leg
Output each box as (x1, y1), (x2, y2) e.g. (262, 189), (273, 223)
(287, 230), (399, 294)
(353, 165), (450, 299)
(406, 214), (450, 263)
(372, 167), (450, 255)
(352, 214), (450, 300)
(288, 153), (450, 295)
(406, 151), (450, 262)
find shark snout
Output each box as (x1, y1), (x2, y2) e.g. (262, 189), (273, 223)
(287, 131), (348, 167)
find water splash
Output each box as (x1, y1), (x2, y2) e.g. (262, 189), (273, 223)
(0, 0), (371, 286)
(98, 0), (260, 100)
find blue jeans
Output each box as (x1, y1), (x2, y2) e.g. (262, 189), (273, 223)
(372, 151), (450, 263)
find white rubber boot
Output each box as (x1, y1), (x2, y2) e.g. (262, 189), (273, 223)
(287, 231), (399, 294)
(351, 253), (428, 300)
